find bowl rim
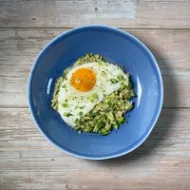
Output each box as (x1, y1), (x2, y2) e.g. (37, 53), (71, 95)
(28, 25), (164, 160)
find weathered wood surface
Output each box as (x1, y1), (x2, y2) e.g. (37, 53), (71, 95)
(0, 108), (190, 190)
(0, 0), (190, 189)
(0, 0), (190, 28)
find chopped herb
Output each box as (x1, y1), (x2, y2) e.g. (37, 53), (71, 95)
(121, 83), (127, 89)
(98, 128), (110, 136)
(63, 68), (70, 76)
(62, 102), (69, 108)
(113, 124), (118, 129)
(63, 112), (73, 117)
(79, 106), (85, 109)
(110, 78), (119, 84)
(62, 84), (66, 88)
(63, 76), (67, 80)
(88, 93), (99, 102)
(105, 124), (112, 131)
(107, 112), (114, 122)
(117, 117), (125, 124)
(79, 111), (83, 116)
(117, 74), (125, 81)
(101, 71), (106, 76)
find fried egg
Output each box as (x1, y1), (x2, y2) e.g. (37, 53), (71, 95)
(57, 62), (129, 127)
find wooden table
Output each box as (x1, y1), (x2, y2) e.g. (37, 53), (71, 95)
(0, 1), (190, 189)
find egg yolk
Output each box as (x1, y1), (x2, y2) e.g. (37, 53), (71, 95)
(71, 68), (96, 92)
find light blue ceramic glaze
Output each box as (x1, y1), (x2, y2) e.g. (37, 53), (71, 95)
(28, 25), (164, 160)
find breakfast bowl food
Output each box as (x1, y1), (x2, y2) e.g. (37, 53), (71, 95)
(28, 25), (163, 160)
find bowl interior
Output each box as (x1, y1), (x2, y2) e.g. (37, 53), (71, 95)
(29, 26), (163, 159)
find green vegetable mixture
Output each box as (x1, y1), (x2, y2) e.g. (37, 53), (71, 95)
(52, 54), (135, 135)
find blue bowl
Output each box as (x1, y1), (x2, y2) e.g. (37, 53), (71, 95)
(28, 25), (163, 160)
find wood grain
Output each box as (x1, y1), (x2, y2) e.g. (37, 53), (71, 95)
(0, 108), (190, 190)
(0, 28), (190, 107)
(0, 0), (190, 28)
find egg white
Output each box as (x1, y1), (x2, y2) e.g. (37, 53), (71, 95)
(57, 62), (129, 127)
